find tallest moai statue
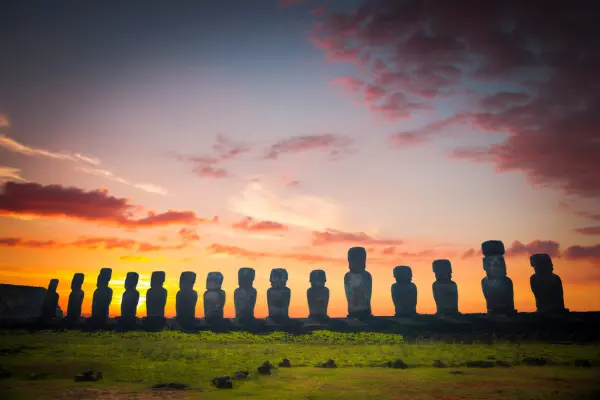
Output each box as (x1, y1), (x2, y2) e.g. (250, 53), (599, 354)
(344, 247), (372, 319)
(481, 241), (516, 315)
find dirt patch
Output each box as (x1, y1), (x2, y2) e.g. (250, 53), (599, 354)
(53, 388), (201, 399)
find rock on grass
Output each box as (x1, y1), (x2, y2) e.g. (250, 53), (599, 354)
(212, 376), (233, 389)
(574, 359), (592, 368)
(387, 359), (408, 369)
(522, 357), (547, 366)
(279, 358), (291, 368)
(74, 370), (103, 382)
(152, 382), (188, 390)
(316, 359), (337, 368)
(466, 360), (495, 368)
(433, 360), (447, 368)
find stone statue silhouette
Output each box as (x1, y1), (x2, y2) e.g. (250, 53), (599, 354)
(307, 269), (329, 321)
(481, 241), (516, 315)
(66, 273), (85, 323)
(121, 272), (140, 318)
(40, 279), (59, 321)
(146, 271), (167, 318)
(91, 268), (113, 323)
(432, 259), (459, 315)
(176, 271), (197, 330)
(267, 268), (291, 323)
(530, 253), (568, 314)
(391, 266), (417, 317)
(344, 247), (372, 319)
(204, 272), (226, 323)
(234, 267), (257, 323)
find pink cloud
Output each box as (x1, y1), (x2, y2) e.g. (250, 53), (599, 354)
(232, 217), (288, 232)
(574, 226), (600, 236)
(312, 229), (404, 247)
(311, 1), (600, 198)
(563, 244), (600, 262)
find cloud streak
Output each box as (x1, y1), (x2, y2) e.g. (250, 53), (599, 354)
(206, 243), (345, 265)
(0, 235), (187, 252)
(232, 217), (288, 232)
(1, 135), (166, 195)
(263, 134), (354, 160)
(312, 229), (404, 247)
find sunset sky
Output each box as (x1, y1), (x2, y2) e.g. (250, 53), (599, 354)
(1, 0), (599, 318)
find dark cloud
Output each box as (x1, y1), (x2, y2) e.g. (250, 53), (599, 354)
(312, 0), (600, 198)
(563, 244), (600, 262)
(0, 181), (217, 228)
(574, 226), (600, 236)
(505, 240), (561, 258)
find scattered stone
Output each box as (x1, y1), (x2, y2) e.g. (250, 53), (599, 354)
(466, 360), (495, 368)
(234, 371), (249, 380)
(258, 361), (275, 375)
(387, 359), (408, 369)
(449, 370), (465, 375)
(152, 382), (189, 390)
(574, 359), (592, 368)
(0, 365), (11, 379)
(522, 357), (547, 366)
(487, 355), (496, 360)
(495, 360), (512, 368)
(74, 370), (103, 382)
(433, 360), (447, 368)
(212, 375), (233, 389)
(279, 358), (291, 368)
(317, 359), (337, 368)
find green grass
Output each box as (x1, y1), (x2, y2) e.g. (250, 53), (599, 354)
(1, 331), (599, 399)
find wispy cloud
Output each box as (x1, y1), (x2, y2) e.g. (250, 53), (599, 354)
(312, 229), (404, 247)
(206, 243), (345, 265)
(0, 114), (10, 128)
(0, 235), (189, 252)
(263, 134), (354, 160)
(228, 181), (342, 231)
(0, 166), (28, 183)
(0, 135), (166, 195)
(174, 134), (251, 179)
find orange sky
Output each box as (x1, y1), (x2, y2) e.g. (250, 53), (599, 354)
(1, 0), (599, 318)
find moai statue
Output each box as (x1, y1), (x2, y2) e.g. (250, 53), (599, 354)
(40, 279), (59, 321)
(91, 268), (113, 322)
(432, 259), (459, 315)
(204, 272), (226, 323)
(307, 269), (329, 321)
(391, 266), (417, 317)
(121, 272), (140, 318)
(267, 268), (291, 323)
(234, 267), (257, 323)
(66, 273), (85, 322)
(481, 240), (516, 315)
(146, 271), (167, 317)
(530, 253), (568, 314)
(344, 247), (372, 319)
(176, 271), (198, 329)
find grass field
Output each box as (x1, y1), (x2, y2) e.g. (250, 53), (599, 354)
(1, 331), (599, 399)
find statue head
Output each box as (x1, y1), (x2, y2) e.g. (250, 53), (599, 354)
(270, 268), (288, 289)
(309, 269), (327, 287)
(483, 255), (507, 278)
(530, 253), (553, 274)
(150, 271), (166, 288)
(238, 267), (255, 288)
(206, 272), (224, 290)
(348, 247), (367, 273)
(432, 259), (452, 281)
(47, 279), (59, 293)
(393, 265), (412, 283)
(71, 273), (84, 290)
(179, 271), (196, 291)
(97, 268), (112, 288)
(481, 240), (505, 257)
(125, 272), (139, 290)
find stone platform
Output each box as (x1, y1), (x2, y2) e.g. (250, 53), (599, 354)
(2, 312), (599, 342)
